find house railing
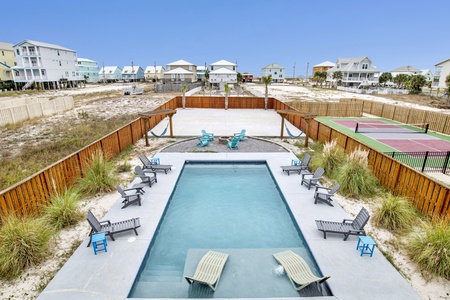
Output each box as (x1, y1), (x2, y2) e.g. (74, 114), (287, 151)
(0, 96), (448, 220)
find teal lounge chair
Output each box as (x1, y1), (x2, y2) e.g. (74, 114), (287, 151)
(197, 136), (210, 147)
(201, 130), (214, 141)
(233, 129), (246, 141)
(227, 137), (240, 150)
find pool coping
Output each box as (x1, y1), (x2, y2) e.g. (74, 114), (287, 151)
(37, 152), (422, 300)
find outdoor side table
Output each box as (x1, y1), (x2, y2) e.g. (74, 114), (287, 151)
(356, 236), (376, 257)
(92, 232), (107, 255)
(291, 159), (300, 166)
(151, 158), (160, 165)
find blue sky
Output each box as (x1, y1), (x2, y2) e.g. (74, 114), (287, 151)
(3, 0), (449, 77)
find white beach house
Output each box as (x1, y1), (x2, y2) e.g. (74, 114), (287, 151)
(262, 63), (285, 83)
(326, 56), (380, 87)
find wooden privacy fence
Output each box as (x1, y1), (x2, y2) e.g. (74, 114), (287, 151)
(341, 98), (450, 135)
(1, 95), (448, 220)
(285, 101), (363, 117)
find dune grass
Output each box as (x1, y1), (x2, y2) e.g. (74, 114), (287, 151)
(77, 151), (118, 195)
(0, 216), (54, 279)
(337, 148), (380, 198)
(407, 219), (450, 279)
(43, 187), (83, 230)
(312, 139), (346, 179)
(372, 194), (418, 232)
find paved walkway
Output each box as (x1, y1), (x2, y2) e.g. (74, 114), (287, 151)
(38, 109), (422, 300)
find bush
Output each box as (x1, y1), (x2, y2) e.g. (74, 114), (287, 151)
(407, 219), (450, 279)
(0, 216), (54, 279)
(43, 187), (83, 230)
(314, 140), (346, 179)
(337, 148), (379, 198)
(372, 194), (417, 232)
(77, 151), (117, 195)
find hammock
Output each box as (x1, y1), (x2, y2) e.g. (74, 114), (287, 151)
(150, 122), (169, 137)
(285, 124), (304, 138)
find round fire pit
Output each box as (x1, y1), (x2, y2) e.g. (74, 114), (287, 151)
(219, 136), (230, 145)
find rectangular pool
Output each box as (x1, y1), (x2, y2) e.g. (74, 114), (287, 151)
(129, 161), (329, 298)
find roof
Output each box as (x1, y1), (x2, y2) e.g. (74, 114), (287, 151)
(263, 63), (285, 69)
(0, 42), (13, 50)
(167, 59), (194, 66)
(197, 66), (208, 71)
(210, 67), (237, 75)
(210, 60), (236, 66)
(314, 61), (335, 67)
(77, 58), (96, 63)
(390, 66), (421, 73)
(165, 67), (194, 74)
(328, 56), (380, 73)
(99, 66), (121, 73)
(435, 58), (450, 66)
(122, 66), (142, 74)
(145, 66), (164, 72)
(13, 40), (75, 52)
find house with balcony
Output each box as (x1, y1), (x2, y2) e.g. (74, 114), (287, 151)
(209, 60), (237, 88)
(77, 58), (99, 83)
(163, 59), (197, 83)
(313, 61), (335, 74)
(0, 42), (16, 82)
(144, 66), (164, 81)
(326, 56), (380, 87)
(121, 65), (144, 82)
(12, 40), (83, 90)
(261, 63), (285, 83)
(433, 58), (450, 90)
(98, 66), (122, 82)
(197, 65), (207, 81)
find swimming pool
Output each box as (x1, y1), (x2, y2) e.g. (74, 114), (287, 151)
(129, 161), (328, 298)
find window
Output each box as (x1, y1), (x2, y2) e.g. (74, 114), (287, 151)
(72, 72), (75, 76)
(65, 71), (69, 77)
(362, 63), (368, 70)
(41, 70), (45, 76)
(57, 50), (60, 56)
(1, 51), (4, 56)
(59, 61), (61, 66)
(16, 49), (20, 55)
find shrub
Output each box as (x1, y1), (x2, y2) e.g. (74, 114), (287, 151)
(372, 194), (417, 232)
(407, 219), (450, 279)
(337, 148), (379, 198)
(0, 216), (54, 279)
(77, 151), (118, 195)
(314, 139), (346, 179)
(43, 187), (83, 230)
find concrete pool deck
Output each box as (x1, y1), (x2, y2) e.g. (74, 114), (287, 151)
(37, 109), (422, 300)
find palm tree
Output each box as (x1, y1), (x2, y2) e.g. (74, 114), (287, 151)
(445, 74), (450, 101)
(332, 71), (343, 87)
(224, 83), (230, 110)
(409, 75), (427, 94)
(262, 75), (272, 110)
(181, 84), (188, 109)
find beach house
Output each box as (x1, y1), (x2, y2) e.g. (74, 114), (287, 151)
(145, 66), (165, 82)
(77, 58), (99, 83)
(163, 59), (197, 83)
(98, 66), (122, 82)
(122, 65), (145, 82)
(313, 61), (335, 74)
(433, 58), (450, 90)
(12, 39), (83, 90)
(0, 42), (16, 82)
(209, 60), (237, 89)
(326, 56), (380, 87)
(261, 63), (285, 83)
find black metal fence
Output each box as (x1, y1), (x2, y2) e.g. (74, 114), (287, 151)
(385, 151), (450, 173)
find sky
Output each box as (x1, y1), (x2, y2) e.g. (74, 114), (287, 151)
(2, 0), (449, 77)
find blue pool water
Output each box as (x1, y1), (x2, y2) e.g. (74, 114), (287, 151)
(129, 162), (323, 297)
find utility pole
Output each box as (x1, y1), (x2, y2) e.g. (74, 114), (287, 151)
(293, 63), (296, 80)
(306, 62), (309, 82)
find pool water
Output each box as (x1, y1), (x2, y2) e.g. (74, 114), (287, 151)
(129, 162), (322, 297)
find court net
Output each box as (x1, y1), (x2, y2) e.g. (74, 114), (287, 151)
(355, 122), (429, 134)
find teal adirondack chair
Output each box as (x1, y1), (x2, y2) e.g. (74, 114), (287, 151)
(201, 130), (214, 141)
(197, 136), (210, 147)
(233, 129), (246, 141)
(227, 137), (240, 150)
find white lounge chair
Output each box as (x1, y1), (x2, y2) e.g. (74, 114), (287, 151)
(273, 250), (330, 291)
(185, 250), (229, 291)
